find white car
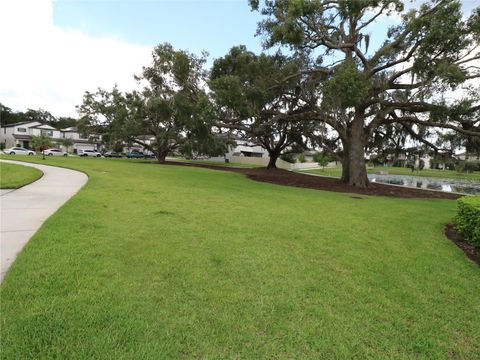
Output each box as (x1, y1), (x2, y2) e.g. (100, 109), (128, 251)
(79, 149), (102, 157)
(3, 147), (36, 155)
(44, 148), (68, 157)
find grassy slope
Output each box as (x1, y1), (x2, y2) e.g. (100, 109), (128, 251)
(303, 166), (480, 181)
(0, 161), (43, 189)
(1, 156), (479, 359)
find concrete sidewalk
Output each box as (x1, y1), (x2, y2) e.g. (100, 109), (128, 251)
(0, 159), (88, 281)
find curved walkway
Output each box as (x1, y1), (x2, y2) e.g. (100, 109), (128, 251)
(0, 160), (88, 281)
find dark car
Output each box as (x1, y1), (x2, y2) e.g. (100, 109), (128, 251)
(126, 151), (145, 159)
(104, 151), (123, 158)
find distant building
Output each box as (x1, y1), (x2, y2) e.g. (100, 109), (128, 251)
(456, 152), (480, 162)
(208, 137), (268, 163)
(0, 122), (101, 153)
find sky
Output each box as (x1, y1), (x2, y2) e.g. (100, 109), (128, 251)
(0, 0), (266, 118)
(0, 0), (477, 118)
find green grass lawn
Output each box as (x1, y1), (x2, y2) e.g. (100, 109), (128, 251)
(169, 157), (261, 168)
(1, 156), (479, 358)
(0, 161), (43, 189)
(303, 166), (480, 181)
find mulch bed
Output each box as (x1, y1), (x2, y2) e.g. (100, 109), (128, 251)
(444, 224), (480, 266)
(163, 161), (461, 200)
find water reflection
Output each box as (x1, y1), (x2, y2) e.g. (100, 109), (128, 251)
(368, 174), (480, 195)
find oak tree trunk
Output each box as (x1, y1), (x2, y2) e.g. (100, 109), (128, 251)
(157, 153), (167, 163)
(341, 119), (369, 187)
(267, 151), (280, 169)
(156, 146), (168, 164)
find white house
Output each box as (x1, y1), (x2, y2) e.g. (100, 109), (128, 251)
(207, 138), (325, 170)
(456, 152), (480, 162)
(60, 127), (102, 153)
(208, 138), (268, 163)
(0, 122), (101, 153)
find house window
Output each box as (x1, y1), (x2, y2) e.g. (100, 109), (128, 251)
(17, 127), (27, 132)
(41, 130), (53, 137)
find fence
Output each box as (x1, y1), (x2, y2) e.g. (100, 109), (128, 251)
(228, 156), (336, 170)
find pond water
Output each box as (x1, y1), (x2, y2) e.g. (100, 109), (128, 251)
(368, 173), (480, 195)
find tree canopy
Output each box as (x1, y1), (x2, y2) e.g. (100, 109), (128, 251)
(0, 103), (78, 129)
(249, 0), (480, 186)
(210, 45), (316, 168)
(78, 44), (226, 162)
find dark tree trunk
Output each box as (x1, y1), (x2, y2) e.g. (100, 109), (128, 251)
(340, 146), (350, 183)
(341, 119), (369, 187)
(266, 151), (280, 169)
(156, 145), (168, 164)
(157, 151), (168, 163)
(157, 153), (166, 163)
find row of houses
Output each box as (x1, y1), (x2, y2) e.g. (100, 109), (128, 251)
(0, 121), (102, 153)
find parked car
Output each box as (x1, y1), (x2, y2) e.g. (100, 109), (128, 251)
(104, 151), (123, 158)
(79, 149), (102, 157)
(3, 147), (36, 156)
(44, 148), (68, 157)
(126, 151), (145, 159)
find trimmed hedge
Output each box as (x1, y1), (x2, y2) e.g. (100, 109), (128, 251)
(455, 196), (480, 246)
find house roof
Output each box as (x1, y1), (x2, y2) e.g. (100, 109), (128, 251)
(1, 121), (42, 128)
(31, 124), (57, 130)
(61, 127), (78, 132)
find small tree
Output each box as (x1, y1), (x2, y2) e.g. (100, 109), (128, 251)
(314, 152), (331, 171)
(59, 138), (74, 154)
(31, 135), (52, 160)
(298, 153), (307, 163)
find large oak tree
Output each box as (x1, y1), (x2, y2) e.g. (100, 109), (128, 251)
(79, 44), (223, 163)
(210, 46), (316, 169)
(251, 0), (480, 187)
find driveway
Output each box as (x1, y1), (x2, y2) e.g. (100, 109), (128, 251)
(0, 159), (88, 281)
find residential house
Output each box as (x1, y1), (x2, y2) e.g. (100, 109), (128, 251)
(456, 152), (480, 163)
(0, 122), (101, 153)
(208, 136), (268, 163)
(208, 138), (326, 170)
(60, 127), (102, 153)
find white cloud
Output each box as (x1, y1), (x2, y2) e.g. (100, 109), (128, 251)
(0, 0), (152, 117)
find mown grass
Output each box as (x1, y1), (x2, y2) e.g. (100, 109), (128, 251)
(0, 161), (43, 189)
(1, 156), (479, 359)
(303, 165), (480, 181)
(169, 157), (261, 168)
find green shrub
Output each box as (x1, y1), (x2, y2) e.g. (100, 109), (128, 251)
(456, 161), (478, 173)
(455, 196), (480, 246)
(298, 153), (307, 163)
(280, 153), (296, 163)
